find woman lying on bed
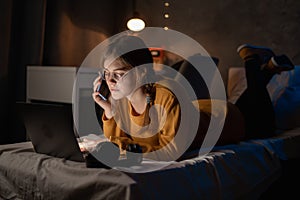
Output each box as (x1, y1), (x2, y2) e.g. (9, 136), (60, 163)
(92, 35), (294, 161)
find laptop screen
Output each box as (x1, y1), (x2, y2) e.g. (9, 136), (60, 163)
(16, 102), (85, 162)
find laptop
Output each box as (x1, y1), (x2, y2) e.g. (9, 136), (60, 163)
(16, 101), (85, 162)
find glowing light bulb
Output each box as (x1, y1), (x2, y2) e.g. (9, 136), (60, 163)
(127, 18), (146, 32)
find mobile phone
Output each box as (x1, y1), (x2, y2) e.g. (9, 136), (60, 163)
(96, 80), (110, 101)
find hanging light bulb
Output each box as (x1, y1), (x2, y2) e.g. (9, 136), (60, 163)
(127, 0), (146, 32)
(127, 12), (146, 32)
(127, 18), (145, 32)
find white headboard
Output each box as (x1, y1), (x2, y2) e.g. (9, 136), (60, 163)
(26, 66), (77, 103)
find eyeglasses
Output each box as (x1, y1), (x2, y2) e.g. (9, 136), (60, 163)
(100, 69), (130, 81)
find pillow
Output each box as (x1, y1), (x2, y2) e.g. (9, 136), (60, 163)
(268, 66), (300, 130)
(227, 67), (247, 104)
(273, 86), (300, 130)
(227, 66), (300, 130)
(173, 54), (219, 100)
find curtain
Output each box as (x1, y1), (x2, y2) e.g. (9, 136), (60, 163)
(1, 0), (127, 144)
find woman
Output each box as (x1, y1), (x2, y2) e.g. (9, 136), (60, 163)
(92, 35), (294, 161)
(93, 35), (183, 160)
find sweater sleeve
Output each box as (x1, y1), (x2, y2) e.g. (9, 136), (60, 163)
(150, 96), (181, 151)
(102, 113), (132, 149)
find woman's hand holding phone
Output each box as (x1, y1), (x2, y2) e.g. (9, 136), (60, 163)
(96, 84), (107, 101)
(92, 75), (113, 119)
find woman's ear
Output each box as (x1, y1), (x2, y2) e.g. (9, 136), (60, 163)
(133, 67), (147, 85)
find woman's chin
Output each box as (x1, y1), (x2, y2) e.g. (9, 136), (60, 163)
(111, 94), (124, 100)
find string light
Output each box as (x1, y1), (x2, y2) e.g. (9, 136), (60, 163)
(163, 1), (170, 30)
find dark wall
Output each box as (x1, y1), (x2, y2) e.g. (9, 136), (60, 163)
(40, 0), (300, 84)
(138, 0), (300, 84)
(42, 0), (121, 66)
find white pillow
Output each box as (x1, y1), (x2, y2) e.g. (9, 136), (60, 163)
(227, 68), (247, 104)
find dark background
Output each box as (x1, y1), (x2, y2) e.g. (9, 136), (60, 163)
(1, 0), (300, 144)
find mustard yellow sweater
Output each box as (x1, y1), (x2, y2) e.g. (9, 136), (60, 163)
(102, 84), (245, 155)
(102, 84), (181, 153)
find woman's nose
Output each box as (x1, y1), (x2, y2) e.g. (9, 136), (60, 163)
(107, 76), (117, 84)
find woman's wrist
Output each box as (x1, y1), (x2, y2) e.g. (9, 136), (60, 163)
(103, 110), (113, 120)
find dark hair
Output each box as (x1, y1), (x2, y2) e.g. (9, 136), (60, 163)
(104, 35), (153, 69)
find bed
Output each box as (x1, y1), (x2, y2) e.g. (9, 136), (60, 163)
(1, 127), (300, 200)
(1, 66), (300, 200)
